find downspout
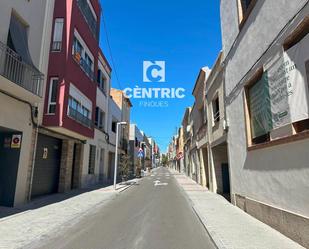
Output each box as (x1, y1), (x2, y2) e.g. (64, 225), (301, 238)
(28, 104), (39, 201)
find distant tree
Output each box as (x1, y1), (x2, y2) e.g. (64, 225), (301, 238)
(119, 153), (130, 181)
(162, 154), (168, 167)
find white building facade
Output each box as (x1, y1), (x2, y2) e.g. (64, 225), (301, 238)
(81, 51), (111, 188)
(220, 0), (309, 246)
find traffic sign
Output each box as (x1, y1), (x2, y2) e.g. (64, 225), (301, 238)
(137, 148), (144, 158)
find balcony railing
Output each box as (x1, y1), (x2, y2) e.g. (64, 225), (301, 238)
(73, 52), (95, 81)
(68, 106), (93, 128)
(80, 57), (95, 80)
(76, 0), (99, 40)
(213, 111), (220, 123)
(51, 41), (62, 52)
(0, 41), (44, 96)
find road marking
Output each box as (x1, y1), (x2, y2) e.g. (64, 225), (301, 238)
(153, 180), (168, 186)
(155, 182), (168, 186)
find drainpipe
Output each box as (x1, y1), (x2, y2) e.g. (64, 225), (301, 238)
(28, 104), (39, 201)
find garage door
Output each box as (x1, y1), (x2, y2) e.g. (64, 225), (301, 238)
(31, 134), (62, 198)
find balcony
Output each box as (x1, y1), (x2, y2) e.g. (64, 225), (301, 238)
(51, 41), (62, 52)
(76, 0), (99, 40)
(0, 41), (44, 97)
(68, 106), (93, 128)
(73, 52), (95, 81)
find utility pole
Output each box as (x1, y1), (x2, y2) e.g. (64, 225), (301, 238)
(114, 122), (127, 190)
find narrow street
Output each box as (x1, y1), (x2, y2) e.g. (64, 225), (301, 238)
(33, 167), (216, 249)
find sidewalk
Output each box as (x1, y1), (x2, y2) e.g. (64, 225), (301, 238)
(170, 170), (304, 249)
(0, 179), (138, 249)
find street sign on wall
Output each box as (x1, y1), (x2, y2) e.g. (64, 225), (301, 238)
(11, 134), (22, 149)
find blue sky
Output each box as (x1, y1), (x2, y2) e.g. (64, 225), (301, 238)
(99, 0), (222, 152)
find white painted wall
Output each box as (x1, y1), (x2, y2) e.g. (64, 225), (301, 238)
(221, 0), (309, 216)
(82, 55), (111, 187)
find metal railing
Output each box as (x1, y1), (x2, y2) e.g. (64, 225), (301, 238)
(80, 57), (95, 81)
(51, 41), (62, 52)
(76, 0), (99, 40)
(0, 41), (44, 96)
(213, 110), (220, 123)
(73, 52), (95, 81)
(68, 106), (93, 128)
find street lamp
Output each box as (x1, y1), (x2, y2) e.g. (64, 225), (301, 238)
(114, 121), (127, 190)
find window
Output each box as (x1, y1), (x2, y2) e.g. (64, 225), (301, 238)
(47, 77), (59, 114)
(95, 107), (105, 130)
(99, 111), (105, 129)
(72, 33), (95, 80)
(112, 121), (116, 133)
(76, 0), (98, 39)
(237, 0), (257, 27)
(88, 145), (96, 174)
(283, 17), (309, 51)
(97, 70), (106, 93)
(68, 96), (92, 127)
(245, 69), (271, 145)
(68, 96), (90, 118)
(95, 107), (99, 126)
(85, 53), (93, 68)
(135, 137), (138, 147)
(73, 37), (83, 59)
(212, 96), (220, 125)
(51, 18), (64, 51)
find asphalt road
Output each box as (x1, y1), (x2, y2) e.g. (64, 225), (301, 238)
(35, 167), (216, 249)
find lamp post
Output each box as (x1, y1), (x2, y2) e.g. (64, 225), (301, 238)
(114, 121), (127, 190)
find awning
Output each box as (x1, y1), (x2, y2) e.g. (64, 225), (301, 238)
(9, 14), (35, 68)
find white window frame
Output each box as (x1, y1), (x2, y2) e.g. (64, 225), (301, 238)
(52, 18), (64, 51)
(72, 29), (94, 71)
(212, 95), (220, 126)
(47, 77), (59, 114)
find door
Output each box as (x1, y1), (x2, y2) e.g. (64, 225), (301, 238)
(71, 143), (77, 189)
(221, 163), (230, 193)
(0, 130), (22, 206)
(107, 152), (113, 180)
(99, 148), (105, 181)
(31, 134), (62, 198)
